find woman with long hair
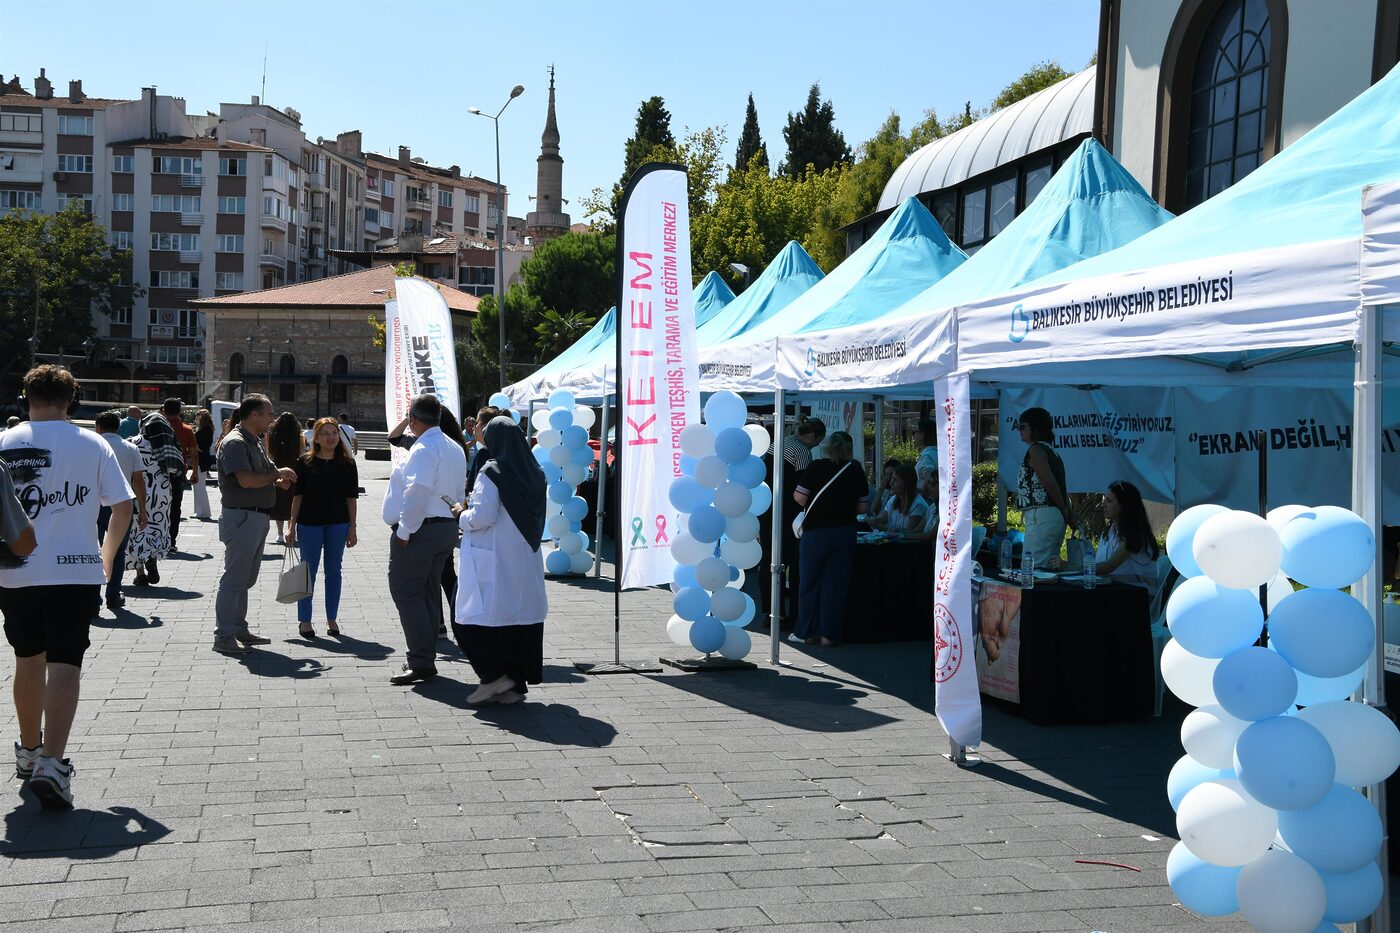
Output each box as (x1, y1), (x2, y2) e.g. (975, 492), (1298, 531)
(1015, 407), (1073, 569)
(286, 418), (359, 638)
(267, 412), (303, 543)
(868, 463), (929, 532)
(790, 431), (869, 646)
(194, 409), (216, 475)
(454, 415), (548, 705)
(1095, 480), (1160, 588)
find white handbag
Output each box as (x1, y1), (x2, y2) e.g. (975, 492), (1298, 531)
(791, 461), (853, 539)
(275, 544), (312, 604)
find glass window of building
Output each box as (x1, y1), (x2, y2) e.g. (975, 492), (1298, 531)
(1184, 0), (1271, 207)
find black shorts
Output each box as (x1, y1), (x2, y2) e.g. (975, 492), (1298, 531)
(0, 584), (98, 667)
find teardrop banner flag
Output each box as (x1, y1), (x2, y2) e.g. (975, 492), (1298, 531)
(384, 278), (461, 463)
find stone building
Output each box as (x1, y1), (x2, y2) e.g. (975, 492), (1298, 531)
(524, 67), (570, 243)
(193, 265), (478, 428)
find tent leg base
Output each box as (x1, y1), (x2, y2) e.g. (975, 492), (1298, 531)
(659, 656), (758, 673)
(574, 660), (662, 675)
(944, 740), (981, 769)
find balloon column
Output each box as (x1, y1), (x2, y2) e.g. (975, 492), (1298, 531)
(519, 389), (597, 576)
(1162, 504), (1400, 932)
(664, 390), (772, 660)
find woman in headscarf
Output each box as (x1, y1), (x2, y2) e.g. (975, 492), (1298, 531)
(130, 409), (182, 584)
(453, 415), (548, 705)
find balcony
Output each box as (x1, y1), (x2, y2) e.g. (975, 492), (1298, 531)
(258, 252), (285, 269)
(260, 213), (288, 232)
(179, 212), (203, 227)
(178, 250), (202, 264)
(307, 208), (324, 228)
(307, 172), (326, 192)
(179, 173), (204, 188)
(364, 214), (379, 232)
(405, 196), (432, 215)
(365, 184), (381, 201)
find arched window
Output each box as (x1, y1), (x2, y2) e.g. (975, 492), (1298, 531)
(329, 354), (349, 404)
(228, 353), (244, 382)
(278, 354), (296, 403)
(1157, 0), (1286, 212)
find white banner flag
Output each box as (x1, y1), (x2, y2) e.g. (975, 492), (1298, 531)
(384, 280), (461, 462)
(618, 166), (699, 590)
(934, 371), (981, 748)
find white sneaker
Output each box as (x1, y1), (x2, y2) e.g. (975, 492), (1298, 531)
(14, 736), (41, 779)
(466, 675), (514, 705)
(786, 633), (806, 644)
(29, 755), (73, 809)
(274, 534), (285, 545)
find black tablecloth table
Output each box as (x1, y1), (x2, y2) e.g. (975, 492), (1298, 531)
(975, 579), (1153, 725)
(841, 540), (933, 643)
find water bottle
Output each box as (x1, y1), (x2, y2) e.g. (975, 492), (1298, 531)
(1082, 545), (1097, 589)
(1021, 550), (1034, 589)
(999, 538), (1013, 577)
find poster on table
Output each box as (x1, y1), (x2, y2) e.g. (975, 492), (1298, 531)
(932, 371), (982, 748)
(383, 280), (461, 464)
(974, 581), (1021, 703)
(617, 164), (699, 590)
(809, 397), (864, 464)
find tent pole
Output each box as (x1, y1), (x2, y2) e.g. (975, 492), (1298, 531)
(594, 397), (610, 579)
(873, 396), (885, 494)
(769, 386), (786, 665)
(1354, 303), (1389, 933)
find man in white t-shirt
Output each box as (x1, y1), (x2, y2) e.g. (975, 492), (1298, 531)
(0, 366), (132, 809)
(336, 412), (357, 455)
(94, 411), (148, 612)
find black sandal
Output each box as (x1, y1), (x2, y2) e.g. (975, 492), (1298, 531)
(298, 623), (315, 639)
(326, 622), (341, 637)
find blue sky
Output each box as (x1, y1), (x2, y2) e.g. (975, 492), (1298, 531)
(1, 0), (1099, 220)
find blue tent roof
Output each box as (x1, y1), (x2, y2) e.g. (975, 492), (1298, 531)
(693, 271), (737, 327)
(815, 138), (1172, 331)
(735, 197), (968, 342)
(696, 241), (825, 345)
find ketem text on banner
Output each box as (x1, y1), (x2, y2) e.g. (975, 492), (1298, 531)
(383, 278), (461, 463)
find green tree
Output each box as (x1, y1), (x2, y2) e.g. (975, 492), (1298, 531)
(518, 231), (616, 321)
(0, 204), (140, 373)
(469, 286), (545, 385)
(455, 337), (500, 411)
(779, 82), (852, 179)
(582, 125), (726, 238)
(533, 308), (599, 360)
(621, 96), (676, 189)
(734, 93), (768, 173)
(990, 60), (1074, 111)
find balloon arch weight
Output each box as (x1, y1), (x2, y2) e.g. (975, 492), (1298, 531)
(519, 389), (599, 577)
(661, 390), (771, 670)
(1162, 503), (1399, 931)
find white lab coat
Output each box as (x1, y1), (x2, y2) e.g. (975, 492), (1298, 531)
(454, 473), (548, 627)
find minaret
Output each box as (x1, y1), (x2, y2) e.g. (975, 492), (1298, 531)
(526, 66), (571, 243)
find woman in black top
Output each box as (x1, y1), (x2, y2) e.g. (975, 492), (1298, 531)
(194, 408), (215, 474)
(267, 412), (303, 544)
(286, 417), (359, 638)
(790, 431), (868, 646)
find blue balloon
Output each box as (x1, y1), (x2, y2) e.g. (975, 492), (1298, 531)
(1279, 506), (1376, 589)
(673, 586), (710, 622)
(1278, 784), (1383, 874)
(1213, 647), (1298, 721)
(1269, 588), (1374, 679)
(563, 496), (588, 523)
(1166, 576), (1264, 658)
(679, 454), (698, 476)
(533, 445), (550, 464)
(572, 445), (595, 467)
(1167, 504), (1228, 577)
(543, 464), (564, 483)
(1292, 660), (1366, 708)
(703, 391), (746, 431)
(547, 481), (572, 504)
(509, 409), (521, 424)
(1234, 716), (1336, 811)
(1166, 842), (1241, 917)
(687, 506), (726, 544)
(728, 592), (757, 628)
(548, 407), (572, 432)
(689, 615), (726, 653)
(1167, 755), (1233, 812)
(713, 427), (753, 465)
(545, 549), (572, 575)
(569, 520), (582, 534)
(668, 476), (712, 513)
(1318, 861), (1383, 923)
(488, 392), (513, 409)
(729, 565), (740, 581)
(748, 482), (772, 516)
(673, 563), (698, 590)
(728, 455), (766, 489)
(547, 389), (575, 410)
(562, 425), (589, 449)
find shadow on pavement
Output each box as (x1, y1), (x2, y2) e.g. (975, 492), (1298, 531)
(1, 798), (170, 858)
(650, 666), (899, 733)
(410, 679), (618, 746)
(127, 585), (203, 601)
(281, 632), (395, 661)
(91, 607), (163, 629)
(233, 651), (328, 679)
(546, 575), (615, 594)
(165, 551), (213, 562)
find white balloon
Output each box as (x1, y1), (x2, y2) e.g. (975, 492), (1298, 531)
(679, 423), (716, 459)
(1236, 849), (1326, 933)
(712, 481), (752, 517)
(1266, 572), (1294, 613)
(547, 515), (571, 538)
(573, 407), (596, 430)
(665, 614), (691, 647)
(710, 587), (746, 622)
(558, 532), (583, 555)
(719, 625), (752, 660)
(1193, 510), (1282, 590)
(695, 556), (731, 592)
(1182, 704), (1251, 769)
(570, 551), (593, 574)
(695, 455), (728, 489)
(1267, 504), (1309, 532)
(1161, 639), (1222, 707)
(536, 428), (561, 448)
(1176, 778), (1278, 867)
(743, 423), (771, 457)
(561, 463), (587, 487)
(721, 538), (763, 570)
(1294, 701), (1400, 788)
(725, 512), (760, 544)
(549, 446), (572, 467)
(531, 409), (553, 432)
(727, 568), (746, 589)
(669, 533), (711, 565)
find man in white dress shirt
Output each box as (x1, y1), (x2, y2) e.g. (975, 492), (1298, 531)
(384, 394), (466, 684)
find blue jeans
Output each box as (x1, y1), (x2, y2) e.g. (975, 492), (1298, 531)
(296, 523), (349, 624)
(796, 525), (856, 641)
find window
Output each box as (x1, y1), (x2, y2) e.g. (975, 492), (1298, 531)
(111, 231), (133, 251)
(382, 179), (394, 198)
(220, 157), (246, 176)
(438, 190), (453, 209)
(149, 307), (200, 337)
(154, 156), (201, 175)
(263, 196), (291, 220)
(930, 192), (956, 241)
(216, 272), (244, 290)
(329, 354), (348, 403)
(56, 115), (93, 135)
(0, 112), (40, 132)
(0, 190), (41, 212)
(278, 354), (296, 402)
(987, 175), (1017, 239)
(463, 194), (480, 213)
(112, 193), (134, 212)
(150, 232), (200, 251)
(151, 195), (201, 213)
(151, 346), (201, 366)
(56, 154), (93, 173)
(217, 196), (245, 214)
(151, 270), (199, 289)
(216, 234), (244, 253)
(1023, 161), (1054, 209)
(228, 353), (244, 381)
(56, 193), (93, 214)
(365, 207), (380, 225)
(113, 305), (132, 325)
(264, 155), (273, 177)
(961, 187), (986, 247)
(112, 155), (134, 173)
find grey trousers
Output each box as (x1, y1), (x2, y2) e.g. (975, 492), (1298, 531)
(387, 521), (457, 672)
(215, 508), (270, 639)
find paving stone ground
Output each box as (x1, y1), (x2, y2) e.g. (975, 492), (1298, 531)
(0, 455), (1378, 931)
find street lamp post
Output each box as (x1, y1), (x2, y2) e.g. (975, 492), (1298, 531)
(469, 84), (525, 390)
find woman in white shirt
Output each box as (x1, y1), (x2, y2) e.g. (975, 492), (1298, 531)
(868, 464), (929, 533)
(1095, 480), (1160, 589)
(452, 415), (549, 705)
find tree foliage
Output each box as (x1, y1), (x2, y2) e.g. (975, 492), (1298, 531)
(779, 83), (852, 179)
(734, 93), (768, 173)
(990, 60), (1073, 111)
(518, 231), (615, 321)
(0, 205), (140, 374)
(582, 124), (726, 235)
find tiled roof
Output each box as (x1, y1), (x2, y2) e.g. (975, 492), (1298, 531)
(118, 137), (273, 152)
(365, 152), (500, 193)
(193, 265), (479, 313)
(0, 93), (131, 111)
